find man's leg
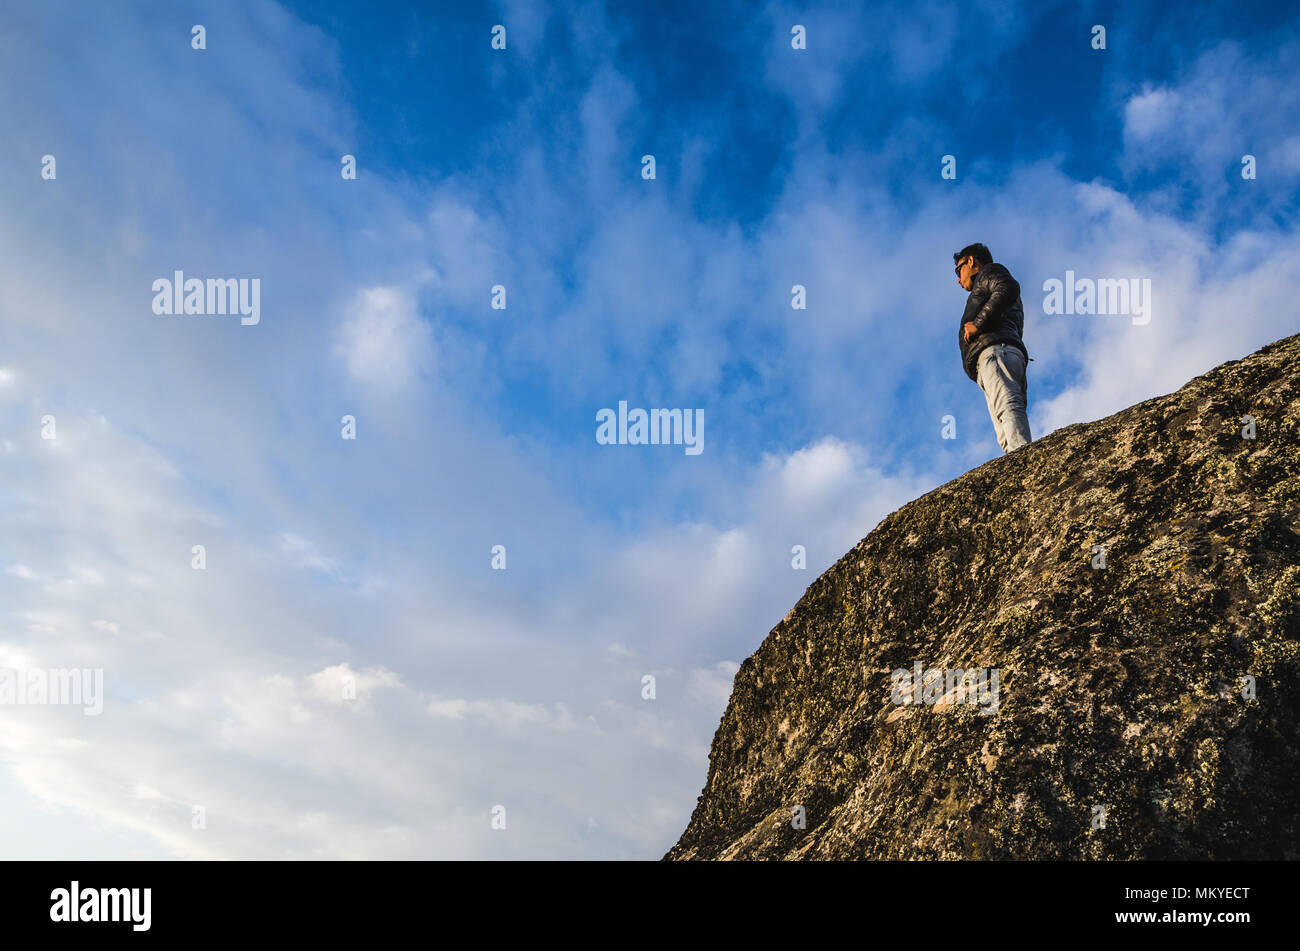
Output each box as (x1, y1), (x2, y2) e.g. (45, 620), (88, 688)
(975, 357), (1009, 452)
(976, 345), (1032, 453)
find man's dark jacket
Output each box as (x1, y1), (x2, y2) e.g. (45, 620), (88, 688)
(958, 261), (1029, 382)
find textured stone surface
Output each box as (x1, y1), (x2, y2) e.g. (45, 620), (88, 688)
(666, 334), (1300, 860)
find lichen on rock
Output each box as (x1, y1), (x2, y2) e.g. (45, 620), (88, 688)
(666, 333), (1300, 860)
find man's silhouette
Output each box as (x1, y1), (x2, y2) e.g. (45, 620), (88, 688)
(954, 243), (1032, 453)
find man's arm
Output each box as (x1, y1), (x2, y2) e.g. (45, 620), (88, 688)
(968, 266), (1020, 334)
(960, 283), (988, 342)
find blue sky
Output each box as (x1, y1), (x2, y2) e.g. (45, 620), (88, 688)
(1, 0), (1299, 858)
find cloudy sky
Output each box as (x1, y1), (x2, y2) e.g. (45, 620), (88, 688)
(1, 0), (1297, 858)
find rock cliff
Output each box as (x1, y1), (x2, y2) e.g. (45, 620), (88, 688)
(667, 333), (1300, 860)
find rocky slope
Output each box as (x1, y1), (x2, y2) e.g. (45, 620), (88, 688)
(667, 333), (1300, 860)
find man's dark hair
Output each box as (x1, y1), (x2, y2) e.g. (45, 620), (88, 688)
(954, 243), (993, 266)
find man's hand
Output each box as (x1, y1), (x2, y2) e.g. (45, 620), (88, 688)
(962, 321), (978, 342)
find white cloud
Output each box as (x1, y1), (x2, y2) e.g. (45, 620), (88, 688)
(277, 532), (341, 577)
(1124, 85), (1180, 140)
(426, 696), (586, 732)
(335, 286), (435, 392)
(1118, 39), (1300, 217)
(306, 663), (402, 712)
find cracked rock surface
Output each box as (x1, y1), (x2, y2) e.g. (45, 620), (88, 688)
(666, 333), (1300, 860)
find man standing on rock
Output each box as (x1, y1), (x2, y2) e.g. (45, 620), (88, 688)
(954, 243), (1033, 453)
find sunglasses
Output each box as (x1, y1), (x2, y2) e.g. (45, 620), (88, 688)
(955, 258), (968, 277)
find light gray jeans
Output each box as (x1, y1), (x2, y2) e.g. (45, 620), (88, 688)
(975, 343), (1032, 453)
